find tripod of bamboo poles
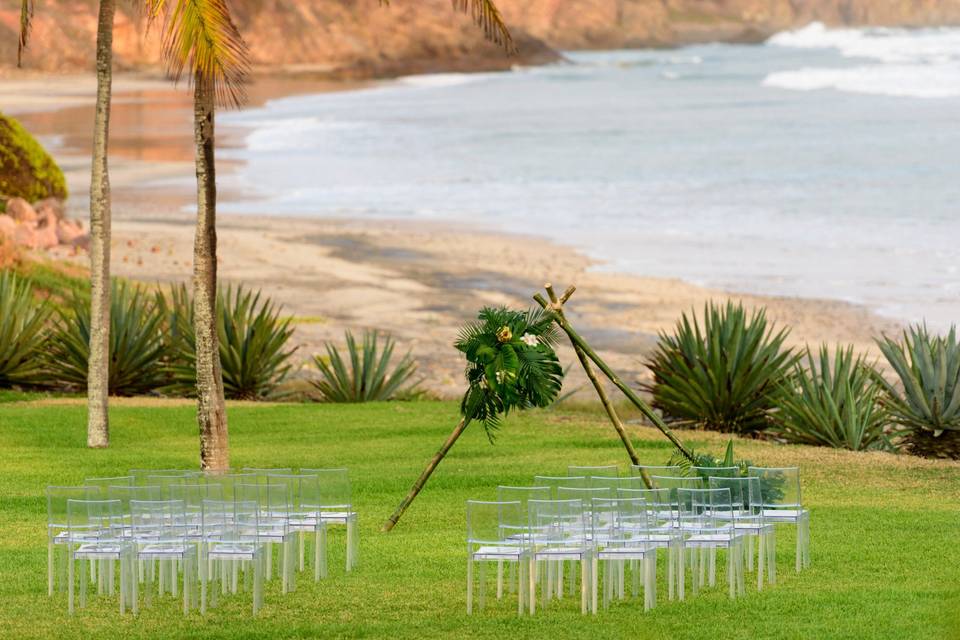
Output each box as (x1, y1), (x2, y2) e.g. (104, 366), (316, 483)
(382, 282), (696, 532)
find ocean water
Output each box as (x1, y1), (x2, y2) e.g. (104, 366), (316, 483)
(218, 23), (960, 328)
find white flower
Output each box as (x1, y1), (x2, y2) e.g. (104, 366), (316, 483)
(521, 333), (539, 347)
(495, 370), (505, 384)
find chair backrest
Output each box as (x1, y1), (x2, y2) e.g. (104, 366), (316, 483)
(496, 486), (551, 510)
(130, 469), (199, 485)
(677, 488), (734, 532)
(747, 466), (802, 509)
(591, 476), (648, 491)
(236, 483), (291, 533)
(83, 475), (134, 496)
(106, 484), (162, 512)
(567, 465), (619, 478)
(592, 497), (650, 545)
(146, 474), (192, 499)
(528, 499), (586, 544)
(129, 499), (189, 541)
(267, 473), (320, 513)
(532, 475), (587, 498)
(66, 499), (125, 541)
(557, 486), (613, 504)
(203, 499), (260, 543)
(300, 468), (352, 510)
(206, 473), (256, 501)
(630, 464), (681, 477)
(47, 486), (99, 528)
(466, 500), (524, 547)
(692, 466), (739, 481)
(617, 487), (675, 529)
(708, 476), (762, 514)
(241, 468), (294, 484)
(649, 475), (704, 503)
(169, 483), (224, 514)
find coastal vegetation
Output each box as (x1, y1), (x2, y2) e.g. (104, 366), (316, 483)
(0, 113), (68, 203)
(310, 330), (421, 403)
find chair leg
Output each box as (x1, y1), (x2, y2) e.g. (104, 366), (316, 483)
(580, 557), (587, 615)
(528, 557), (536, 615)
(68, 550), (75, 615)
(591, 555), (598, 615)
(517, 558), (525, 617)
(346, 518), (357, 572)
(131, 554), (139, 616)
(48, 540), (54, 597)
(677, 542), (685, 601)
(496, 560), (504, 600)
(727, 545), (735, 599)
(80, 554), (87, 609)
(478, 560), (486, 611)
(758, 532), (765, 591)
(466, 556), (473, 615)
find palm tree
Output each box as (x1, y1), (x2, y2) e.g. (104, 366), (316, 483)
(152, 0), (514, 471)
(20, 0), (114, 449)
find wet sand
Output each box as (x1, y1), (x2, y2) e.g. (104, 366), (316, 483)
(6, 72), (902, 397)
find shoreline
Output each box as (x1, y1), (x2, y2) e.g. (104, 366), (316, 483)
(6, 73), (904, 396)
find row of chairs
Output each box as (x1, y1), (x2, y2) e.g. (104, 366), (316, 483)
(465, 464), (810, 615)
(46, 467), (358, 615)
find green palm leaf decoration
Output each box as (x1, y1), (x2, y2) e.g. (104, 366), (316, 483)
(310, 330), (421, 402)
(0, 271), (51, 387)
(455, 306), (563, 441)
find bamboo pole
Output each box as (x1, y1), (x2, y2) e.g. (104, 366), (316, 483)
(382, 417), (470, 532)
(534, 286), (695, 463)
(539, 285), (652, 489)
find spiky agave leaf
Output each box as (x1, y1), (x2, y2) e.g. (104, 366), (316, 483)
(310, 330), (421, 403)
(877, 325), (960, 459)
(158, 0), (250, 107)
(774, 344), (894, 451)
(644, 301), (800, 434)
(47, 280), (168, 395)
(0, 271), (50, 386)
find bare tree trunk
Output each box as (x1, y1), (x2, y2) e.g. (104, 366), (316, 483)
(382, 417), (470, 532)
(192, 74), (229, 471)
(86, 0), (115, 450)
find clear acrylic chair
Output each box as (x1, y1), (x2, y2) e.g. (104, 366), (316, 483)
(590, 476), (648, 492)
(528, 498), (595, 614)
(567, 465), (619, 478)
(676, 488), (745, 599)
(46, 485), (99, 596)
(692, 465), (739, 481)
(533, 475), (587, 499)
(268, 473), (328, 580)
(300, 468), (358, 572)
(205, 472), (256, 502)
(650, 475), (704, 498)
(618, 487), (685, 600)
(83, 475), (134, 498)
(129, 499), (197, 614)
(241, 468), (294, 484)
(130, 469), (199, 485)
(709, 476), (776, 589)
(748, 466), (810, 572)
(493, 486), (550, 598)
(201, 499), (266, 615)
(64, 499), (135, 615)
(466, 500), (530, 616)
(592, 497), (657, 611)
(236, 482), (297, 592)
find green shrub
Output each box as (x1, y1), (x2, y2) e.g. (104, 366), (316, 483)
(47, 280), (168, 395)
(161, 284), (296, 400)
(0, 271), (51, 387)
(0, 112), (67, 202)
(774, 345), (893, 451)
(644, 301), (799, 434)
(310, 330), (420, 402)
(877, 325), (960, 459)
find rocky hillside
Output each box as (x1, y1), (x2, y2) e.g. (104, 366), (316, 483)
(2, 0), (959, 76)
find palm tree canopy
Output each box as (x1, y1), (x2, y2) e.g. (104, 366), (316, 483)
(18, 0), (33, 67)
(382, 0), (515, 53)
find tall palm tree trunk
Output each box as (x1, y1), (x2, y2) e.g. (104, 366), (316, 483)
(86, 0), (115, 449)
(192, 74), (229, 471)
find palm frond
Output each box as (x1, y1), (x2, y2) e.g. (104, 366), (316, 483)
(451, 0), (515, 53)
(160, 0), (250, 107)
(17, 0), (33, 67)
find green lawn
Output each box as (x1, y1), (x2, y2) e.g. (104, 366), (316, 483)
(0, 398), (958, 639)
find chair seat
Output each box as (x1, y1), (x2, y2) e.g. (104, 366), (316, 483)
(74, 542), (127, 559)
(685, 533), (741, 547)
(139, 542), (191, 557)
(208, 543), (258, 558)
(472, 545), (527, 560)
(762, 509), (808, 522)
(318, 511), (357, 524)
(598, 546), (655, 560)
(534, 546), (592, 561)
(734, 522), (775, 534)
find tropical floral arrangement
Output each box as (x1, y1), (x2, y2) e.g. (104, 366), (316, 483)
(455, 306), (564, 439)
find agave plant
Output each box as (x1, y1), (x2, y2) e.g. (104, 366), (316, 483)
(0, 271), (51, 387)
(774, 345), (893, 451)
(47, 280), (168, 395)
(310, 330), (421, 403)
(162, 284), (297, 400)
(644, 301), (800, 435)
(876, 325), (960, 459)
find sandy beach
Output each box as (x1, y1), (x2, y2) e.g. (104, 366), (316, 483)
(6, 73), (903, 397)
